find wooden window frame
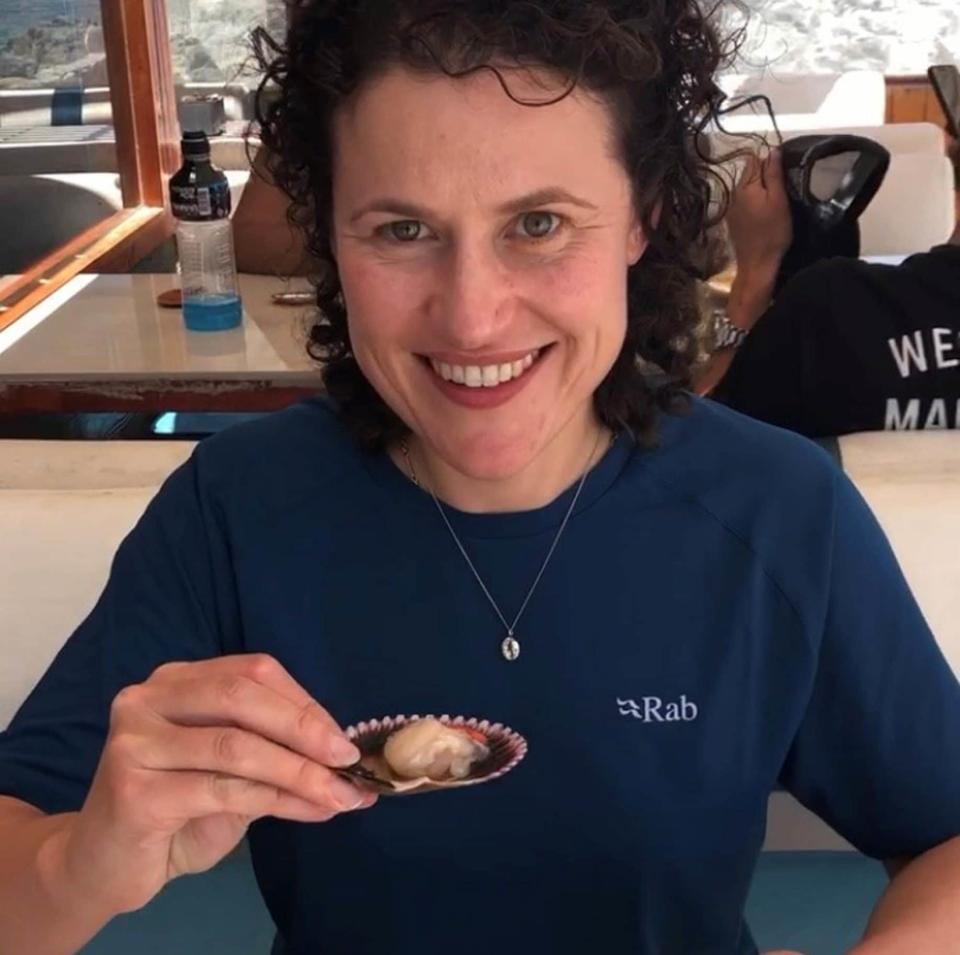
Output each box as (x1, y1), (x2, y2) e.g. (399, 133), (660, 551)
(0, 0), (180, 333)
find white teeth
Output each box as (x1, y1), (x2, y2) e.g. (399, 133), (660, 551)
(428, 348), (544, 388)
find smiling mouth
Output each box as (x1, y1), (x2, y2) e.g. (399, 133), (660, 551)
(419, 345), (554, 388)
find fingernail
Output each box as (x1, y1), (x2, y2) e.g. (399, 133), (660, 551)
(331, 777), (365, 811)
(329, 736), (360, 767)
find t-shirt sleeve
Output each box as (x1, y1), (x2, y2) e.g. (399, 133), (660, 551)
(714, 274), (815, 435)
(0, 449), (239, 815)
(778, 472), (960, 860)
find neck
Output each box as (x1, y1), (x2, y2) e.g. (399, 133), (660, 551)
(396, 414), (611, 513)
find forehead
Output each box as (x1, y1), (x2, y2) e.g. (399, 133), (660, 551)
(332, 65), (625, 206)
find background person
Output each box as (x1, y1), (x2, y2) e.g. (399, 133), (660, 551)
(703, 140), (960, 436)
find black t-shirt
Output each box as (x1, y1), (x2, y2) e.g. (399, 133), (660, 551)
(716, 245), (960, 437)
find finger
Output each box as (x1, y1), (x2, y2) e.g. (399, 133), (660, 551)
(763, 146), (786, 193)
(153, 654), (318, 710)
(134, 723), (372, 813)
(143, 657), (360, 768)
(140, 676), (359, 768)
(736, 150), (764, 191)
(138, 769), (375, 828)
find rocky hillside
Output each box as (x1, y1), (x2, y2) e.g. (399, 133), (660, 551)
(0, 0), (286, 90)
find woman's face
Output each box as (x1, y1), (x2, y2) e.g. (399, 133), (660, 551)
(331, 65), (645, 480)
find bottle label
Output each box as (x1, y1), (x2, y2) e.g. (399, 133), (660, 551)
(170, 180), (231, 220)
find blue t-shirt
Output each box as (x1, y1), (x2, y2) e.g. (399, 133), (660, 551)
(2, 396), (959, 955)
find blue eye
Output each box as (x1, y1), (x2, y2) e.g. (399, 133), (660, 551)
(518, 211), (559, 240)
(377, 213), (561, 244)
(384, 220), (424, 242)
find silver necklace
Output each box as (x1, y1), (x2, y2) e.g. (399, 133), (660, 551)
(399, 428), (610, 662)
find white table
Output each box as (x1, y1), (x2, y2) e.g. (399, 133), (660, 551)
(0, 273), (323, 413)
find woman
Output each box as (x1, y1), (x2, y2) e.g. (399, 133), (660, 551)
(1, 3), (959, 954)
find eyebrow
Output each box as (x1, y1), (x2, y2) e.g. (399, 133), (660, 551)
(348, 187), (598, 224)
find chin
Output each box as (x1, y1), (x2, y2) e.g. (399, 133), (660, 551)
(432, 431), (542, 481)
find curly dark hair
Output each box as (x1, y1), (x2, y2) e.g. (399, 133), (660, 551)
(253, 0), (742, 450)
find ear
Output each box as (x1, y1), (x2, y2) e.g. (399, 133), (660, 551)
(627, 225), (647, 266)
(627, 200), (662, 266)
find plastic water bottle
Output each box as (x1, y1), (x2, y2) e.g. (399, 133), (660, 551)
(170, 130), (242, 331)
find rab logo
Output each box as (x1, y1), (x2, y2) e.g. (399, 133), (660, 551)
(617, 696), (698, 723)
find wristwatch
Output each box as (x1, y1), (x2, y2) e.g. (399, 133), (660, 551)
(711, 308), (749, 351)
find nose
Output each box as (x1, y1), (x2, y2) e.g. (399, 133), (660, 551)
(427, 238), (515, 351)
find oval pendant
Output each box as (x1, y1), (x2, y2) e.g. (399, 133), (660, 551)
(501, 635), (521, 662)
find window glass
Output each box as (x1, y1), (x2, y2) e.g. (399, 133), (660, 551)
(168, 0), (286, 95)
(0, 0), (116, 277)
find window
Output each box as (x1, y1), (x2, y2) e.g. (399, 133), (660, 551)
(0, 0), (178, 330)
(168, 0), (285, 86)
(0, 1), (118, 276)
(166, 0), (284, 139)
(0, 1), (109, 91)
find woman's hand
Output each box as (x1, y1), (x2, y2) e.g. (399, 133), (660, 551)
(58, 653), (374, 916)
(727, 148), (793, 277)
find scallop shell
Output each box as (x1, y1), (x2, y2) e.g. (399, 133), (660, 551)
(339, 714), (527, 796)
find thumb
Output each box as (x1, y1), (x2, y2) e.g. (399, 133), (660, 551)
(736, 150), (763, 191)
(763, 146), (787, 195)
